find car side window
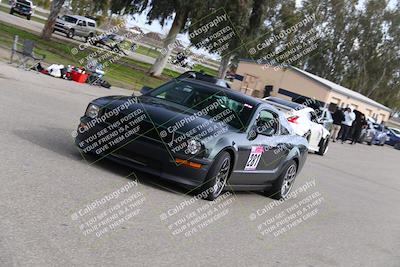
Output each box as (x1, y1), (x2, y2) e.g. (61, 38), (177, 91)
(257, 110), (280, 135)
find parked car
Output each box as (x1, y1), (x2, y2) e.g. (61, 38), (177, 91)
(385, 127), (400, 147)
(263, 97), (330, 156)
(75, 78), (308, 200)
(9, 0), (34, 20)
(54, 15), (97, 41)
(360, 122), (388, 145)
(177, 71), (231, 88)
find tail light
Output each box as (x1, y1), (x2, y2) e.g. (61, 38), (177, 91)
(287, 116), (299, 124)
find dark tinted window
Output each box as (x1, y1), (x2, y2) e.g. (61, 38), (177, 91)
(62, 16), (78, 24)
(88, 22), (96, 27)
(148, 81), (254, 130)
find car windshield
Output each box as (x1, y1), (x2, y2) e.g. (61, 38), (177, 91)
(17, 0), (31, 6)
(62, 16), (78, 24)
(390, 128), (400, 135)
(148, 81), (255, 131)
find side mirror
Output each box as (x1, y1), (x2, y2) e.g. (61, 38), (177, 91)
(247, 125), (258, 141)
(140, 86), (152, 95)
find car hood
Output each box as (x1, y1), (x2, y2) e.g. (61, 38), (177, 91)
(91, 95), (238, 144)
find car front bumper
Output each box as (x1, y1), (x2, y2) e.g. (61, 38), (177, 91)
(54, 25), (69, 33)
(75, 118), (212, 189)
(13, 8), (31, 15)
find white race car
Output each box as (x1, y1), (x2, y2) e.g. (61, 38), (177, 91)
(263, 97), (331, 155)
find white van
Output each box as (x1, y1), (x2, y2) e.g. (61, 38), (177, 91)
(54, 15), (97, 42)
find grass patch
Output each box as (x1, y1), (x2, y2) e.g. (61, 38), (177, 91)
(0, 21), (178, 90)
(135, 45), (160, 58)
(192, 64), (218, 77)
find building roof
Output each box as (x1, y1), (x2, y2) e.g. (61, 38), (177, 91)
(290, 66), (391, 112)
(238, 59), (391, 112)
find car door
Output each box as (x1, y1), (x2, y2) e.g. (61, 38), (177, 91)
(307, 110), (323, 150)
(319, 109), (333, 131)
(76, 20), (85, 36)
(231, 109), (290, 185)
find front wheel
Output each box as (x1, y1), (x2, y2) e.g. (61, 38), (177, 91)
(27, 14), (31, 20)
(66, 29), (74, 39)
(9, 8), (13, 14)
(317, 137), (329, 156)
(265, 160), (297, 200)
(200, 152), (231, 201)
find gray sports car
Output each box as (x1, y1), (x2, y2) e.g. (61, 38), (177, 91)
(75, 78), (308, 200)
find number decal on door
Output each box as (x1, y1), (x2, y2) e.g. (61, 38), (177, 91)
(245, 146), (264, 170)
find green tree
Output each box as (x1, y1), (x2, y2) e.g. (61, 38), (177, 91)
(131, 0), (208, 76)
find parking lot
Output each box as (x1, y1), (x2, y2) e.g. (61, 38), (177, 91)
(1, 62), (399, 266)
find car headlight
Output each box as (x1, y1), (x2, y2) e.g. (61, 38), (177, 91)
(186, 139), (202, 155)
(85, 104), (100, 118)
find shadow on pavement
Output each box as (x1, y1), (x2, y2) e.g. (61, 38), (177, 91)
(13, 127), (191, 197)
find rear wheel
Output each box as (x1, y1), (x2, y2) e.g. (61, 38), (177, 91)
(10, 8), (13, 14)
(27, 14), (31, 20)
(200, 152), (231, 201)
(264, 160), (297, 200)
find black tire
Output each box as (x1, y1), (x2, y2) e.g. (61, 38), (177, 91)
(304, 131), (311, 142)
(66, 29), (74, 39)
(27, 14), (31, 20)
(10, 8), (13, 15)
(394, 142), (400, 150)
(264, 160), (297, 200)
(368, 140), (372, 145)
(317, 137), (329, 156)
(200, 151), (231, 201)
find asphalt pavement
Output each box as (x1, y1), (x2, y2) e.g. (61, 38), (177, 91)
(0, 62), (399, 266)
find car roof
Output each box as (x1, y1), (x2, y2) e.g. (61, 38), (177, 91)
(264, 97), (307, 110)
(177, 71), (230, 88)
(177, 78), (262, 108)
(65, 15), (96, 23)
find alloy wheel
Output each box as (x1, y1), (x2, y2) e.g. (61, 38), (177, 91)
(213, 157), (230, 196)
(281, 164), (297, 197)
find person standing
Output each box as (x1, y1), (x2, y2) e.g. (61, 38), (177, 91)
(330, 107), (344, 142)
(340, 107), (356, 143)
(351, 114), (367, 144)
